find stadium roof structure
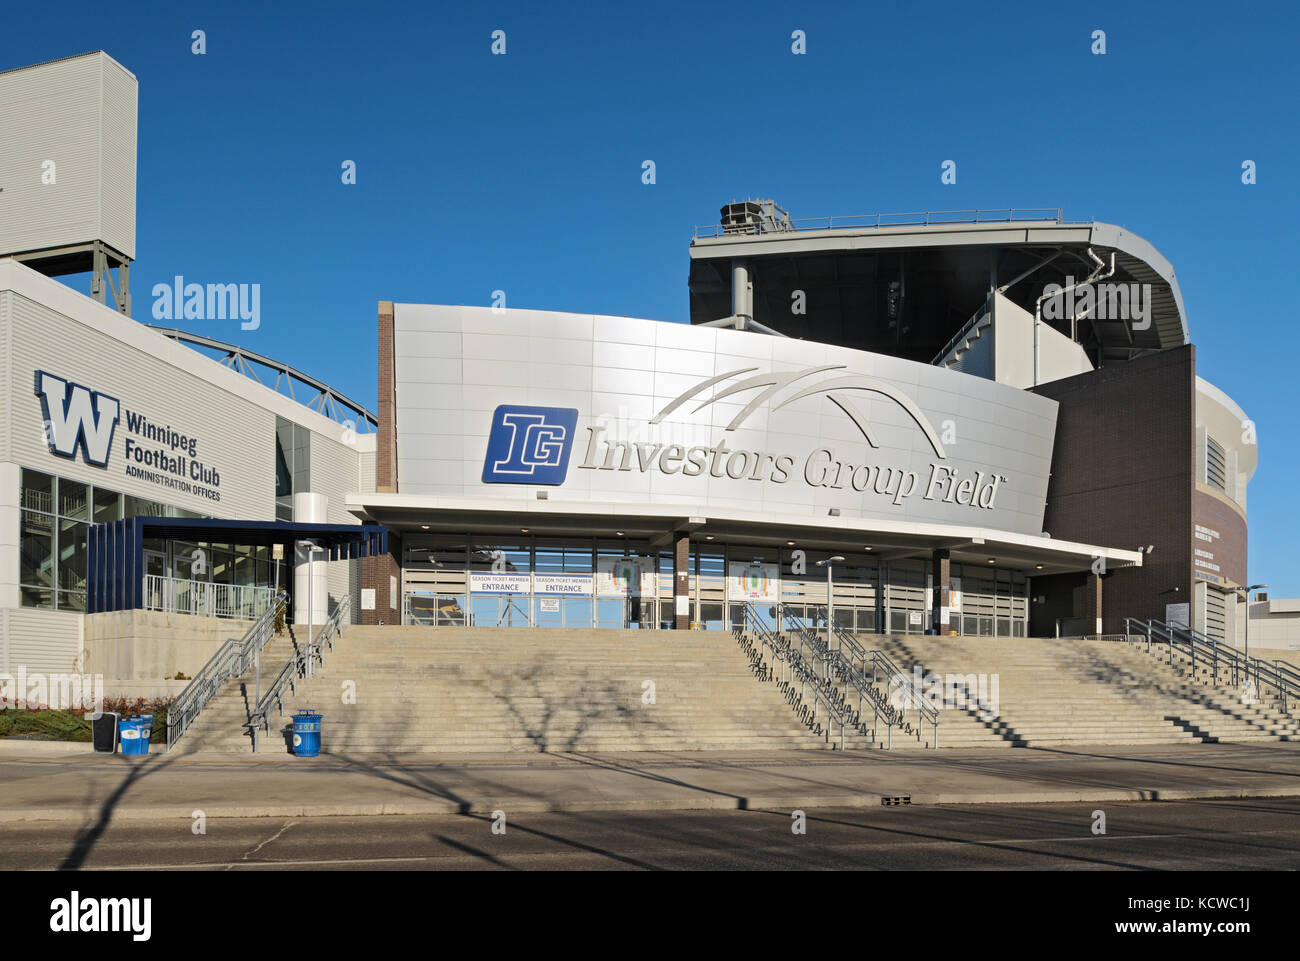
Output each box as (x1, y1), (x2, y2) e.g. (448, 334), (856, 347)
(688, 208), (1188, 368)
(149, 326), (378, 432)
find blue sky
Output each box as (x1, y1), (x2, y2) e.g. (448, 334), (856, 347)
(6, 0), (1297, 593)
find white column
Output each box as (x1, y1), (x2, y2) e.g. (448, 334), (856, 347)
(293, 492), (329, 626)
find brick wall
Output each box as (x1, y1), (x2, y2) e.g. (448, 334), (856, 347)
(1030, 346), (1197, 634)
(359, 533), (401, 626)
(363, 300), (400, 625)
(377, 300), (397, 493)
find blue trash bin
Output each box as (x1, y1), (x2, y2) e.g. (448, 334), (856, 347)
(292, 711), (322, 757)
(119, 716), (152, 756)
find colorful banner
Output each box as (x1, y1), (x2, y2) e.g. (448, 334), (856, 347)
(596, 556), (657, 596)
(727, 562), (780, 602)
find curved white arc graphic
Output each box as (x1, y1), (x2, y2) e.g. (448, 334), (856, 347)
(649, 367), (757, 424)
(826, 394), (881, 449)
(774, 375), (948, 459)
(695, 365), (844, 429)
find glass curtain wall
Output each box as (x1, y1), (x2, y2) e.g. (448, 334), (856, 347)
(395, 533), (1029, 635)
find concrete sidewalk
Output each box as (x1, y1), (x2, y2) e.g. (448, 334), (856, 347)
(2, 742), (1300, 822)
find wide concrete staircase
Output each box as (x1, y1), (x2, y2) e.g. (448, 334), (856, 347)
(175, 626), (831, 754)
(855, 633), (1300, 749)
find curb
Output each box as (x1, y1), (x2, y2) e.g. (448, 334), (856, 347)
(2, 784), (1299, 822)
(0, 741), (93, 757)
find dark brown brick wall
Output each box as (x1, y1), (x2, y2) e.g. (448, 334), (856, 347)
(377, 301), (397, 494)
(360, 532), (402, 626)
(1030, 346), (1197, 634)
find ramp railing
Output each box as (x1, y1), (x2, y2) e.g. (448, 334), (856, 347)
(166, 590), (288, 750)
(244, 595), (351, 752)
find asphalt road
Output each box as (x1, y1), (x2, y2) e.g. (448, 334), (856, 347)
(5, 797), (1300, 871)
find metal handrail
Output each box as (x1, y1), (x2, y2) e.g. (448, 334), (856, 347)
(800, 604), (941, 743)
(1125, 616), (1300, 714)
(143, 573), (277, 620)
(931, 303), (993, 367)
(765, 604), (923, 745)
(166, 590), (288, 750)
(734, 605), (855, 749)
(694, 208), (1073, 239)
(244, 595), (351, 752)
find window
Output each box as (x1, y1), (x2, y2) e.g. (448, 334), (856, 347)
(1206, 436), (1228, 493)
(19, 470), (82, 611)
(20, 509), (54, 608)
(21, 470), (53, 514)
(93, 487), (122, 523)
(275, 417), (311, 522)
(19, 468), (207, 612)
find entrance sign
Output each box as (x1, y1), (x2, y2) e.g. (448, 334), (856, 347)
(534, 573), (593, 595)
(470, 572), (530, 594)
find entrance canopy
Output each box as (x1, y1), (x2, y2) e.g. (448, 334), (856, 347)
(87, 517), (388, 614)
(346, 494), (1139, 576)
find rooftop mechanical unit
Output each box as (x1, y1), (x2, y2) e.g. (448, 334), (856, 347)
(0, 50), (138, 314)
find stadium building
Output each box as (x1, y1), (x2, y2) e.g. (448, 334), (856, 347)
(0, 52), (1269, 699)
(351, 203), (1257, 647)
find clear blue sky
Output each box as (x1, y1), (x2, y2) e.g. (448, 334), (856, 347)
(6, 0), (1297, 593)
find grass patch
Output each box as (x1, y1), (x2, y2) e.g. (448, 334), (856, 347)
(0, 698), (173, 743)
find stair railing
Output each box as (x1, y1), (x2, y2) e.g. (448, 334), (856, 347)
(789, 604), (904, 740)
(733, 604), (853, 749)
(1125, 616), (1300, 714)
(803, 604), (941, 746)
(244, 595), (351, 752)
(166, 590), (288, 751)
(756, 604), (928, 747)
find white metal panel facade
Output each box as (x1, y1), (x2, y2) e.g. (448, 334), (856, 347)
(394, 305), (1059, 537)
(0, 260), (368, 670)
(0, 52), (137, 259)
(98, 55), (138, 259)
(7, 291), (276, 519)
(3, 607), (82, 675)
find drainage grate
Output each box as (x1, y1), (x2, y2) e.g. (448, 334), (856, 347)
(881, 796), (912, 806)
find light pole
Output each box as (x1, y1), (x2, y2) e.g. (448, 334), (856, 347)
(1241, 583), (1268, 662)
(300, 539), (322, 677)
(816, 556), (846, 642)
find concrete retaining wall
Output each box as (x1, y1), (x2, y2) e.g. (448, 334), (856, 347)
(84, 611), (256, 681)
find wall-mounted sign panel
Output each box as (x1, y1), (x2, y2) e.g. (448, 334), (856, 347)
(394, 306), (1058, 537)
(470, 572), (530, 594)
(727, 562), (779, 602)
(595, 557), (657, 596)
(534, 573), (594, 596)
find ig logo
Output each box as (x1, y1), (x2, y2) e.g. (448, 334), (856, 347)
(482, 405), (578, 485)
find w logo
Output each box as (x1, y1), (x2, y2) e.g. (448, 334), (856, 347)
(482, 405), (578, 485)
(34, 371), (120, 468)
(650, 364), (948, 458)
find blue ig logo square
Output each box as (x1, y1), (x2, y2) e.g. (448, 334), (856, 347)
(482, 405), (579, 485)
